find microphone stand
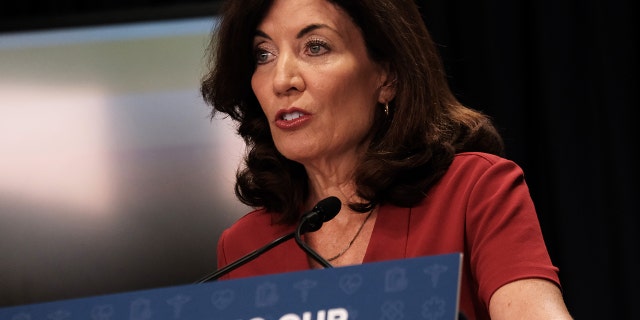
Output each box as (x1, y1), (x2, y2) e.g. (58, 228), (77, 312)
(195, 196), (340, 283)
(294, 216), (333, 268)
(195, 232), (294, 283)
(196, 222), (334, 283)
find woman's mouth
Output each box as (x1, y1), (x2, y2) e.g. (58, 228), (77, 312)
(282, 111), (305, 121)
(275, 109), (311, 129)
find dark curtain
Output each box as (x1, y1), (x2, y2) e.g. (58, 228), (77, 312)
(419, 0), (638, 319)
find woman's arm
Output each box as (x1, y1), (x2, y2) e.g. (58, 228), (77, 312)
(489, 278), (573, 319)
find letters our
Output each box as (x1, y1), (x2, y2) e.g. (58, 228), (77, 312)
(249, 307), (349, 320)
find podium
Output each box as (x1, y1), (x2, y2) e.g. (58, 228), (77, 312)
(1, 253), (462, 320)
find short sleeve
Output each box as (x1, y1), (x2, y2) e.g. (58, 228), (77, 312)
(464, 157), (560, 308)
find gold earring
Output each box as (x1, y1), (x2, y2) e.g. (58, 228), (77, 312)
(384, 102), (389, 117)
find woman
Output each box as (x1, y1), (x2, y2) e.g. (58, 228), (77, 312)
(201, 0), (572, 319)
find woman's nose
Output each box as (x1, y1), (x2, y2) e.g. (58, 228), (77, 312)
(272, 52), (305, 95)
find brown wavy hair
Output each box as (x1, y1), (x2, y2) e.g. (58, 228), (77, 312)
(201, 0), (504, 224)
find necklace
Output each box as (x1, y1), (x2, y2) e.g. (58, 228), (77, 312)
(326, 209), (374, 262)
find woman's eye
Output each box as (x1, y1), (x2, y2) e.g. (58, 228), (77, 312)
(309, 44), (323, 54)
(306, 40), (329, 56)
(255, 49), (274, 64)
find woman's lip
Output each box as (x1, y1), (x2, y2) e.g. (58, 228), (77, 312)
(275, 108), (312, 130)
(275, 107), (310, 121)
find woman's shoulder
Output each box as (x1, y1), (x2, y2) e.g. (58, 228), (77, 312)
(221, 208), (295, 244)
(230, 208), (271, 228)
(453, 151), (511, 165)
(430, 152), (527, 198)
(450, 152), (523, 174)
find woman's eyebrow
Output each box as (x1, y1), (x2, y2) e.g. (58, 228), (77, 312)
(254, 30), (271, 40)
(253, 23), (335, 40)
(296, 24), (332, 38)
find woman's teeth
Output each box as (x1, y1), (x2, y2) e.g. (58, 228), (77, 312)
(282, 111), (304, 121)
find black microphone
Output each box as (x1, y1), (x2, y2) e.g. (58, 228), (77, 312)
(294, 196), (341, 268)
(195, 196), (342, 283)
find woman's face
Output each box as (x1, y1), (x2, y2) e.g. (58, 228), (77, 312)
(251, 0), (391, 169)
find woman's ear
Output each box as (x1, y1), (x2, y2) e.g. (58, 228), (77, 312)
(378, 67), (397, 104)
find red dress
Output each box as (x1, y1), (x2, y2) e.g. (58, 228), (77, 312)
(216, 152), (561, 319)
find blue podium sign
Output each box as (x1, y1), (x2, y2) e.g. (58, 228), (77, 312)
(1, 253), (462, 320)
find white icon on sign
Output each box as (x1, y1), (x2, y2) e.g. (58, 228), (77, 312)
(385, 267), (408, 292)
(167, 294), (191, 318)
(293, 279), (317, 302)
(339, 274), (363, 295)
(423, 264), (448, 288)
(211, 289), (235, 310)
(422, 296), (446, 320)
(255, 282), (279, 307)
(129, 298), (152, 320)
(91, 305), (115, 320)
(380, 300), (404, 320)
(47, 310), (71, 320)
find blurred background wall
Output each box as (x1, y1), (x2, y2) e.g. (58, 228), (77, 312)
(1, 1), (637, 319)
(0, 1), (251, 306)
